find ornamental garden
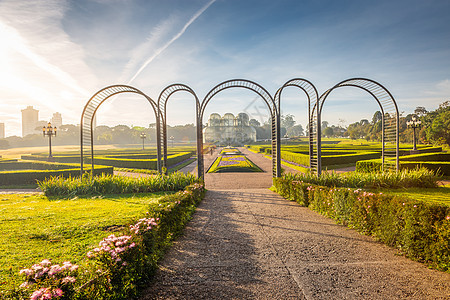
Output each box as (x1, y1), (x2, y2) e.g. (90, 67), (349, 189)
(1, 138), (450, 299)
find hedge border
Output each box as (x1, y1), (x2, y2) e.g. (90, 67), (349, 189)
(273, 177), (450, 272)
(4, 183), (206, 300)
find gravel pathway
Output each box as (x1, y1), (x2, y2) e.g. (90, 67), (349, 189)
(142, 188), (450, 299)
(141, 147), (450, 299)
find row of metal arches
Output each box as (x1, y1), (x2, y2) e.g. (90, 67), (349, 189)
(80, 78), (399, 178)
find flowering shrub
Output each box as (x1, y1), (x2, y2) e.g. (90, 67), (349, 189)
(6, 183), (206, 300)
(273, 177), (450, 272)
(208, 154), (262, 173)
(18, 259), (78, 300)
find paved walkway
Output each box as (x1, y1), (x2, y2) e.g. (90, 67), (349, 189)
(141, 148), (450, 299)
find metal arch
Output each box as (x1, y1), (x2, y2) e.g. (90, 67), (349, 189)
(317, 78), (399, 174)
(157, 84), (202, 177)
(80, 85), (159, 175)
(274, 78), (319, 173)
(199, 79), (281, 177)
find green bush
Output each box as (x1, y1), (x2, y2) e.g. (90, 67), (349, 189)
(357, 159), (450, 176)
(399, 152), (450, 162)
(0, 160), (113, 185)
(273, 178), (450, 271)
(38, 172), (198, 196)
(281, 168), (438, 189)
(6, 183), (205, 300)
(87, 152), (193, 170)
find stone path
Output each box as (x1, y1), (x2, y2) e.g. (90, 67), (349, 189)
(141, 148), (450, 299)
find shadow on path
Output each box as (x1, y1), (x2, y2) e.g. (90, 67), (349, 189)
(142, 188), (450, 299)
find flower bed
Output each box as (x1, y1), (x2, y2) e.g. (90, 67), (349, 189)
(273, 177), (450, 272)
(208, 154), (262, 173)
(3, 183), (205, 299)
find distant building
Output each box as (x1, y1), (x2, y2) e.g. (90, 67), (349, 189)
(203, 112), (256, 144)
(51, 112), (62, 128)
(0, 123), (4, 139)
(37, 120), (48, 132)
(21, 106), (39, 137)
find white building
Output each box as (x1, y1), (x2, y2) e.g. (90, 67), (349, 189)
(203, 112), (256, 144)
(21, 106), (39, 137)
(51, 112), (62, 128)
(0, 123), (4, 139)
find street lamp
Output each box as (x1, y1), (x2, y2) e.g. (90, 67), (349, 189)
(406, 116), (421, 151)
(140, 132), (147, 150)
(169, 136), (174, 147)
(42, 122), (56, 161)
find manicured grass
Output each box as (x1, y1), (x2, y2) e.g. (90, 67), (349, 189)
(0, 192), (171, 289)
(381, 186), (450, 206)
(208, 154), (262, 173)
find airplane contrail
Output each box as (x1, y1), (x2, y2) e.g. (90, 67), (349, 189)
(127, 0), (216, 84)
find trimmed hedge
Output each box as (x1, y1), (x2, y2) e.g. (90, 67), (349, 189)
(0, 166), (113, 185)
(273, 177), (450, 272)
(357, 159), (450, 175)
(322, 151), (380, 166)
(0, 161), (78, 171)
(22, 152), (195, 170)
(399, 152), (450, 162)
(91, 152), (193, 169)
(5, 183), (206, 300)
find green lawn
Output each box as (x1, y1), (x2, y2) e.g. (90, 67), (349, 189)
(381, 185), (450, 206)
(0, 192), (171, 289)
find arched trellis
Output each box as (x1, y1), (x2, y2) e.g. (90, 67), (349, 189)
(157, 84), (202, 177)
(274, 78), (319, 173)
(199, 79), (281, 177)
(80, 85), (159, 175)
(317, 78), (399, 174)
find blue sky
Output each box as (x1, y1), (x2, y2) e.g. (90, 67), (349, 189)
(0, 0), (449, 137)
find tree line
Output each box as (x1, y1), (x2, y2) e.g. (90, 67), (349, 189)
(0, 101), (448, 149)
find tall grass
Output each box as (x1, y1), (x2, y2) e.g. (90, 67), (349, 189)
(283, 168), (439, 189)
(38, 172), (198, 197)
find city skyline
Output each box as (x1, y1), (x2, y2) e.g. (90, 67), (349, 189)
(1, 0), (449, 137)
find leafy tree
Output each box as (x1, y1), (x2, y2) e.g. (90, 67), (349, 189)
(287, 124), (304, 137)
(424, 101), (450, 145)
(372, 111), (382, 124)
(281, 114), (296, 129)
(249, 119), (261, 127)
(414, 106), (428, 117)
(322, 127), (334, 137)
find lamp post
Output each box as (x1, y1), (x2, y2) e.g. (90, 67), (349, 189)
(42, 122), (56, 161)
(169, 136), (174, 147)
(140, 132), (147, 150)
(406, 116), (421, 151)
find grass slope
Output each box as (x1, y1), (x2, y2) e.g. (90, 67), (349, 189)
(0, 192), (171, 289)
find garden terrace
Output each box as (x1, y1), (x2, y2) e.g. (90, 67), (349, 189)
(273, 174), (450, 272)
(207, 147), (262, 173)
(246, 143), (444, 170)
(0, 160), (113, 187)
(1, 181), (205, 299)
(21, 147), (196, 171)
(356, 152), (450, 175)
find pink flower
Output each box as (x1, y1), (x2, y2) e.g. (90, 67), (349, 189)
(40, 259), (51, 267)
(87, 251), (94, 258)
(414, 205), (417, 208)
(62, 276), (76, 284)
(19, 281), (33, 288)
(19, 268), (33, 276)
(53, 288), (64, 297)
(30, 289), (43, 300)
(69, 265), (78, 271)
(446, 216), (450, 221)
